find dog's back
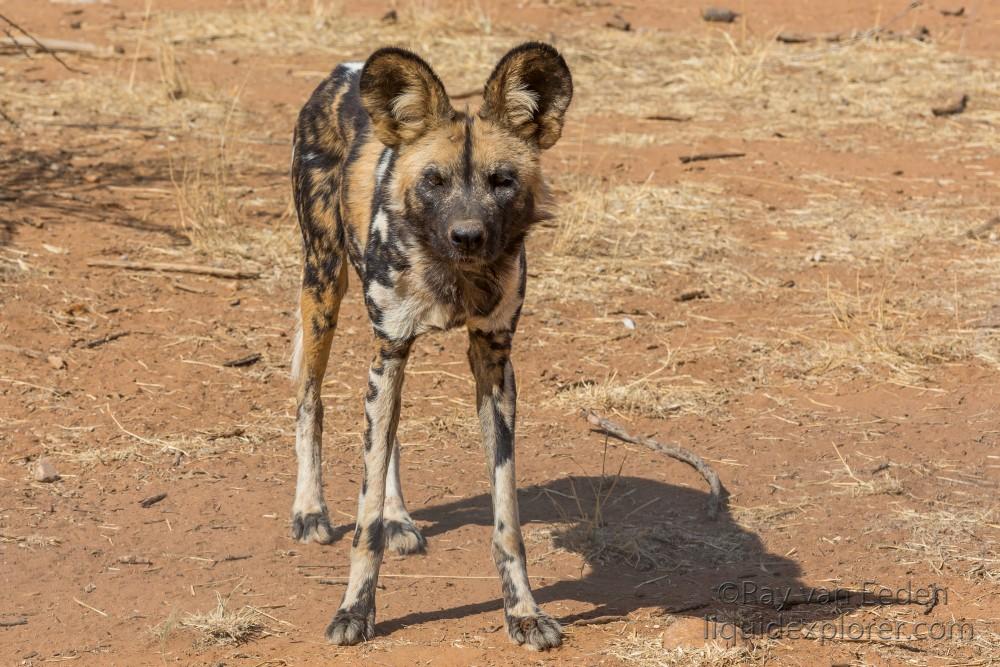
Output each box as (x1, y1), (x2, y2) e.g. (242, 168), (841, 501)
(291, 62), (382, 283)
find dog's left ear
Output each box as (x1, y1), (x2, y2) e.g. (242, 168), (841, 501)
(479, 42), (573, 150)
(360, 47), (453, 148)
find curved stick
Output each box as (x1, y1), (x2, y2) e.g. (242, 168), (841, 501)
(583, 410), (725, 519)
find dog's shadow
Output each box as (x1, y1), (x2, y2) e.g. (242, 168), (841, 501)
(378, 474), (868, 636)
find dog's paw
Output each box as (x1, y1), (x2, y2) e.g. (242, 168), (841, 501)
(384, 519), (427, 555)
(325, 609), (375, 646)
(506, 612), (563, 650)
(291, 510), (335, 544)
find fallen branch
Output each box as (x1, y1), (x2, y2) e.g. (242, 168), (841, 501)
(222, 353), (261, 368)
(583, 410), (725, 518)
(87, 259), (259, 280)
(569, 614), (629, 626)
(139, 492), (167, 508)
(931, 93), (968, 117)
(72, 596), (107, 617)
(0, 35), (102, 55)
(679, 151), (745, 164)
(644, 114), (692, 122)
(84, 331), (129, 349)
(0, 617), (27, 627)
(118, 555), (153, 565)
(0, 13), (86, 72)
(0, 344), (45, 360)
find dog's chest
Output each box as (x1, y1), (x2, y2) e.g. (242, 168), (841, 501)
(362, 239), (523, 340)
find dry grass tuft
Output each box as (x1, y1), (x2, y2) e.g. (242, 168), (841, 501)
(607, 634), (771, 667)
(0, 248), (31, 282)
(893, 505), (1000, 583)
(180, 593), (264, 646)
(553, 373), (727, 419)
(156, 39), (191, 101)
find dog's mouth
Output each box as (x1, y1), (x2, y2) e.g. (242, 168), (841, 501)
(439, 243), (494, 270)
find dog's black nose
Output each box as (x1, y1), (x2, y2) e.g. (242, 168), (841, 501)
(448, 221), (485, 252)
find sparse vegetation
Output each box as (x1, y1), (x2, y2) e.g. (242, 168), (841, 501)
(607, 635), (772, 667)
(2, 1), (998, 664)
(180, 594), (264, 646)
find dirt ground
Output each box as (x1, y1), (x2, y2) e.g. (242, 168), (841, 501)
(2, 1), (999, 665)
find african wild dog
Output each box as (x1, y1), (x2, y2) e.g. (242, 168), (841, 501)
(289, 43), (572, 649)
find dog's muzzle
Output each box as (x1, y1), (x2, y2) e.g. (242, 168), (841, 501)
(447, 219), (486, 254)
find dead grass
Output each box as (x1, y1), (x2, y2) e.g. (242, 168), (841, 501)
(893, 505), (1000, 584)
(179, 593), (264, 646)
(531, 174), (759, 306)
(606, 634), (771, 667)
(552, 373), (728, 420)
(0, 248), (31, 282)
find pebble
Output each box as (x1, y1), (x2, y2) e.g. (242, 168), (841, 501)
(34, 458), (60, 483)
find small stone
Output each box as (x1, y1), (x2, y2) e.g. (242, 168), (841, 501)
(807, 251), (826, 263)
(84, 583), (96, 593)
(381, 9), (398, 23)
(34, 458), (59, 483)
(605, 14), (631, 31)
(702, 7), (740, 23)
(47, 355), (66, 370)
(675, 288), (709, 302)
(931, 93), (968, 117)
(622, 317), (636, 330)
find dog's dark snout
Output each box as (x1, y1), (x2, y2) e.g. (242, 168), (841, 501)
(448, 220), (485, 252)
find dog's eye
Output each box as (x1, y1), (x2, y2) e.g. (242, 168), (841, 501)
(490, 170), (518, 191)
(422, 169), (445, 188)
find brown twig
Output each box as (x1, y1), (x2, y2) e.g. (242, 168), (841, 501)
(0, 344), (44, 360)
(84, 331), (129, 349)
(644, 114), (692, 122)
(87, 259), (260, 280)
(679, 152), (745, 164)
(569, 614), (629, 626)
(0, 617), (27, 627)
(582, 410), (725, 518)
(923, 584), (941, 615)
(931, 94), (968, 117)
(222, 353), (261, 368)
(0, 13), (84, 72)
(139, 492), (167, 508)
(118, 555), (153, 565)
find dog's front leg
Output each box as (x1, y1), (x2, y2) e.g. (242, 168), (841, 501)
(467, 328), (563, 650)
(325, 337), (412, 645)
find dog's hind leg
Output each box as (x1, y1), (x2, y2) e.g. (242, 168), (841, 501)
(291, 256), (348, 544)
(468, 327), (562, 650)
(382, 436), (427, 555)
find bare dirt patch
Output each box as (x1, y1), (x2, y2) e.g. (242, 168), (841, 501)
(2, 1), (999, 665)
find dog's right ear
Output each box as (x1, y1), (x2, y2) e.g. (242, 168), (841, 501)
(360, 48), (453, 148)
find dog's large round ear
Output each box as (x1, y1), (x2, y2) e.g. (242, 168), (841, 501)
(479, 42), (573, 150)
(360, 48), (453, 148)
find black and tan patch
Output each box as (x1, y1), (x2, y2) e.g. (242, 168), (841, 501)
(289, 42), (572, 650)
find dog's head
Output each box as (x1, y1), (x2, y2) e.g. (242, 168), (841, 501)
(359, 43), (572, 268)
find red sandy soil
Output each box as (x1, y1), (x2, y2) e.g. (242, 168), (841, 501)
(1, 1), (998, 666)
